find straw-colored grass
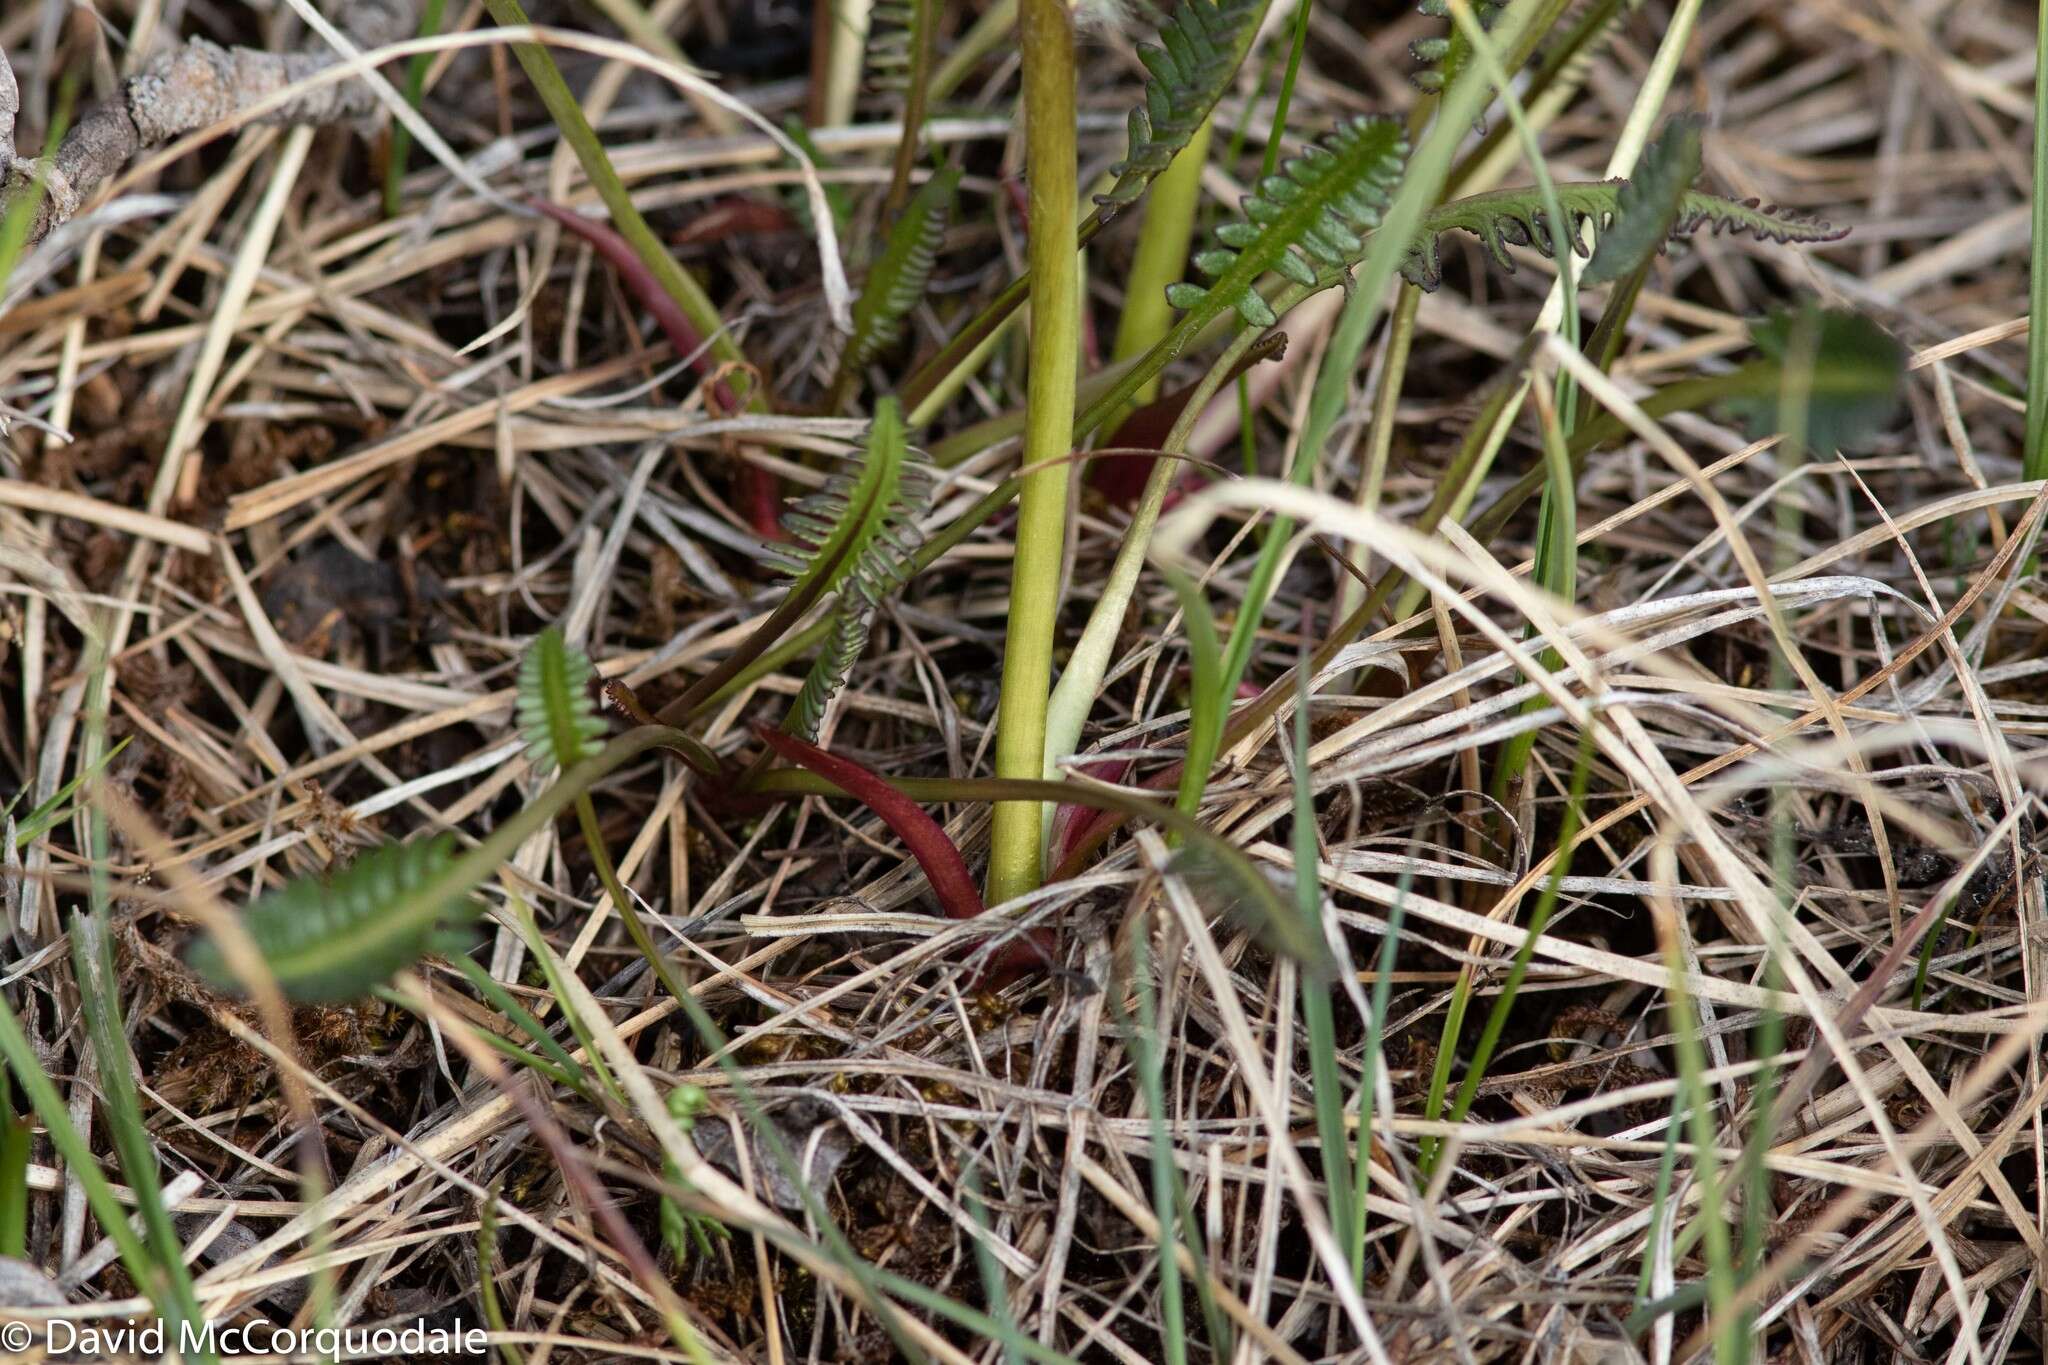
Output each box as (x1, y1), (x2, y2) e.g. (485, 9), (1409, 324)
(1, 2), (2045, 1362)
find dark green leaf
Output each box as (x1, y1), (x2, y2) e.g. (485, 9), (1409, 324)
(1402, 181), (1847, 291)
(1096, 0), (1272, 222)
(1582, 116), (1703, 285)
(841, 168), (957, 377)
(776, 397), (934, 738)
(1166, 115), (1408, 327)
(1410, 0), (1510, 98)
(189, 836), (478, 1003)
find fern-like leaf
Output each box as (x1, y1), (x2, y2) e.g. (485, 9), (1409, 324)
(772, 398), (933, 737)
(188, 837), (477, 1003)
(1410, 0), (1509, 97)
(865, 0), (927, 92)
(1582, 116), (1704, 285)
(1165, 115), (1408, 328)
(519, 626), (607, 772)
(1095, 0), (1272, 223)
(841, 168), (957, 379)
(1401, 182), (1847, 291)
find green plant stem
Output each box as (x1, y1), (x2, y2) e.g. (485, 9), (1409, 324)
(451, 954), (592, 1094)
(1635, 1091), (1685, 1307)
(477, 1184), (526, 1365)
(0, 995), (205, 1355)
(1487, 380), (1577, 798)
(1354, 859), (1415, 1279)
(1287, 659), (1358, 1272)
(1425, 728), (1593, 1171)
(1656, 904), (1739, 1365)
(1111, 115), (1216, 410)
(576, 793), (694, 1007)
(1332, 282), (1420, 668)
(382, 0), (449, 216)
(930, 0), (1019, 102)
(988, 0), (1082, 906)
(481, 0), (745, 382)
(1042, 316), (1291, 806)
(1583, 258), (1650, 375)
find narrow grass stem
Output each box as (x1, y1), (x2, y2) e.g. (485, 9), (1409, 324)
(1425, 729), (1594, 1172)
(1042, 317), (1291, 812)
(381, 0), (448, 216)
(1654, 894), (1740, 1365)
(1354, 859), (1417, 1280)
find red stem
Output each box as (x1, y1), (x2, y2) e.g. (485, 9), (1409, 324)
(754, 727), (1053, 983)
(531, 198), (785, 539)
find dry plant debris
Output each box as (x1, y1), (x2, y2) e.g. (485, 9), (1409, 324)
(0, 1), (2045, 1363)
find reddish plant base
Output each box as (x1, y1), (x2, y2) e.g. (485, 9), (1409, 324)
(754, 726), (1056, 985)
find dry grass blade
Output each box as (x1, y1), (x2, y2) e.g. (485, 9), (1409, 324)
(2, 2), (2046, 1361)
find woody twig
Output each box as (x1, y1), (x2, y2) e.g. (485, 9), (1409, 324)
(0, 0), (419, 247)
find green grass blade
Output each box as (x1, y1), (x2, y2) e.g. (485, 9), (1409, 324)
(1286, 652), (1358, 1270)
(381, 0), (449, 216)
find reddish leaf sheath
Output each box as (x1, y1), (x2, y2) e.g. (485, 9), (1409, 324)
(669, 196), (799, 246)
(529, 198), (740, 413)
(754, 726), (1053, 983)
(1049, 757), (1131, 872)
(755, 727), (985, 920)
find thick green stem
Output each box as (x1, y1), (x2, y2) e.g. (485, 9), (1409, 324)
(1111, 116), (1216, 410)
(987, 0), (1082, 905)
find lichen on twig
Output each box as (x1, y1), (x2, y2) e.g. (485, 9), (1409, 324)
(0, 0), (418, 246)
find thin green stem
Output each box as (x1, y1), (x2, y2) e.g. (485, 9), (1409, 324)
(575, 793), (694, 1007)
(1111, 117), (1216, 409)
(1657, 904), (1739, 1365)
(1428, 729), (1594, 1170)
(382, 0), (449, 216)
(1287, 656), (1357, 1271)
(1353, 859), (1416, 1282)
